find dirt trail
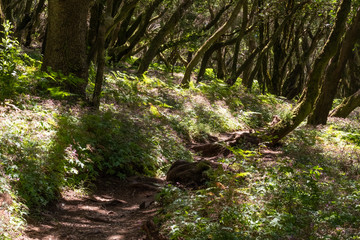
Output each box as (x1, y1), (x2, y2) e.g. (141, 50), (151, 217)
(22, 177), (164, 240)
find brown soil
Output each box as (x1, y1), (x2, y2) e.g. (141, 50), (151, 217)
(21, 176), (164, 240)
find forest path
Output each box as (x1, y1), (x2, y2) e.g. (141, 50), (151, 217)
(22, 176), (164, 240)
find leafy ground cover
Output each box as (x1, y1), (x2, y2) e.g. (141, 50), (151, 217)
(156, 111), (360, 240)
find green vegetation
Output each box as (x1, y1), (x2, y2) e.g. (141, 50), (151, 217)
(1, 1), (360, 239)
(0, 24), (286, 238)
(156, 114), (360, 239)
(1, 46), (359, 238)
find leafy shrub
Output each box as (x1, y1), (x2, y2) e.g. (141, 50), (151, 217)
(0, 100), (64, 209)
(54, 111), (160, 179)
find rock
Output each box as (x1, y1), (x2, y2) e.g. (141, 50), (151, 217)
(166, 160), (211, 187)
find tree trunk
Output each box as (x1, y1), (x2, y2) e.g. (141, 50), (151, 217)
(241, 36), (256, 88)
(87, 2), (103, 65)
(231, 1), (248, 82)
(330, 89), (360, 118)
(181, 0), (244, 87)
(269, 0), (351, 144)
(137, 0), (193, 75)
(216, 46), (226, 79)
(308, 6), (360, 125)
(270, 18), (285, 95)
(92, 3), (108, 109)
(42, 0), (92, 97)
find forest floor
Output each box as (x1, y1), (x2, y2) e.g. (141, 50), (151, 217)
(20, 176), (164, 240)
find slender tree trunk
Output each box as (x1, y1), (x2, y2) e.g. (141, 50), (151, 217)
(308, 6), (360, 125)
(42, 0), (93, 97)
(137, 0), (193, 75)
(270, 18), (285, 95)
(92, 6), (108, 109)
(216, 46), (226, 79)
(87, 2), (103, 65)
(269, 0), (351, 144)
(181, 0), (244, 87)
(231, 1), (248, 82)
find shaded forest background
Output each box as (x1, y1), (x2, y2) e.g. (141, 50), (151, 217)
(1, 0), (360, 239)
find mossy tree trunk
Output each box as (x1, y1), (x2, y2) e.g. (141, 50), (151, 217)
(269, 0), (351, 144)
(308, 6), (360, 125)
(137, 0), (193, 75)
(42, 0), (93, 97)
(330, 89), (360, 118)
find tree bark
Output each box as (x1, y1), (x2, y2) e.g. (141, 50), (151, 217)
(181, 0), (243, 87)
(269, 0), (351, 144)
(92, 2), (109, 109)
(308, 6), (360, 125)
(42, 0), (93, 97)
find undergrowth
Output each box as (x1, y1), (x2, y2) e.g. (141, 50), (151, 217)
(0, 26), (285, 239)
(156, 111), (360, 239)
(4, 20), (350, 240)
